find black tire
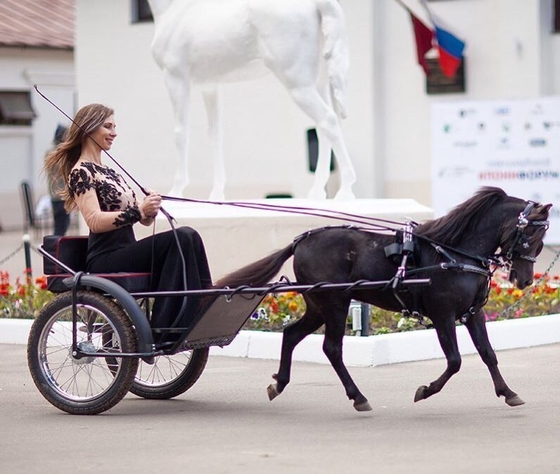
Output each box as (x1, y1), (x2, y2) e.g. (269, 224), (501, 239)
(130, 347), (209, 399)
(27, 291), (139, 415)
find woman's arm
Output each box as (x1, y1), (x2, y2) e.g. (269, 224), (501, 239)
(75, 186), (142, 233)
(70, 166), (142, 233)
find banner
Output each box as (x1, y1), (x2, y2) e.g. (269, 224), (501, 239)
(431, 96), (560, 244)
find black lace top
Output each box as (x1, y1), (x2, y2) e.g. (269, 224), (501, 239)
(68, 162), (140, 266)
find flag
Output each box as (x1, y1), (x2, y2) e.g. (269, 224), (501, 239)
(410, 12), (434, 75)
(434, 25), (465, 78)
(418, 0), (466, 78)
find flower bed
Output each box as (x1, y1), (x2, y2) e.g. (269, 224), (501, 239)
(2, 269), (559, 336)
(245, 272), (560, 335)
(0, 271), (53, 319)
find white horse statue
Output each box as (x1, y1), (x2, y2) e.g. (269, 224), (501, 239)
(148, 0), (357, 200)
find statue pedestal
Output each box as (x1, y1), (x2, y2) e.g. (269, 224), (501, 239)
(135, 199), (433, 280)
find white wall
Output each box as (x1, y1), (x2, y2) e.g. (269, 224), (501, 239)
(75, 0), (377, 200)
(74, 0), (560, 207)
(0, 47), (74, 229)
(381, 0), (559, 205)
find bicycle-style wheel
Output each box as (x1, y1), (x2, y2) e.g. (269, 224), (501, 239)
(27, 291), (139, 415)
(130, 347), (209, 399)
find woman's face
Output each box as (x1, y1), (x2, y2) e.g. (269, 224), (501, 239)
(90, 114), (117, 151)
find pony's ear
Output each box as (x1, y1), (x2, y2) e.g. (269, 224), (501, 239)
(533, 203), (552, 217)
(527, 203), (552, 220)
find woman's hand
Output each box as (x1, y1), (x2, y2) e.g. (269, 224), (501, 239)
(139, 191), (162, 220)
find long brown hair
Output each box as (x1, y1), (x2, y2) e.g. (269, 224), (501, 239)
(44, 103), (114, 211)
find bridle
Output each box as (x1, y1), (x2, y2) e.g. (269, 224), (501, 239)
(498, 201), (549, 268)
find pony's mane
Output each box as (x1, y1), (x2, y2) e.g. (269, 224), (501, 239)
(415, 187), (508, 246)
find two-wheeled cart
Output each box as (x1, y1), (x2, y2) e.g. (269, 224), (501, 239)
(27, 235), (429, 415)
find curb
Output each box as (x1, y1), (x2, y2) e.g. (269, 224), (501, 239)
(3, 314), (560, 367)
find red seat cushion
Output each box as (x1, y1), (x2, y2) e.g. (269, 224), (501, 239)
(43, 236), (152, 293)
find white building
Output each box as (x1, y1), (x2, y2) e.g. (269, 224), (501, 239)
(74, 0), (560, 209)
(0, 0), (75, 230)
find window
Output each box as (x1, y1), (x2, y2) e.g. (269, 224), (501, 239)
(555, 0), (560, 33)
(0, 91), (36, 126)
(131, 0), (153, 23)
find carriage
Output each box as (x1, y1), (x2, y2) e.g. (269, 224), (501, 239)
(27, 234), (429, 415)
(26, 188), (551, 415)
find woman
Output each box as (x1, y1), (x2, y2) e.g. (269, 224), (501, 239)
(44, 103), (212, 333)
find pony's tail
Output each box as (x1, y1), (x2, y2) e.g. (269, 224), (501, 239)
(215, 244), (295, 289)
(317, 0), (350, 119)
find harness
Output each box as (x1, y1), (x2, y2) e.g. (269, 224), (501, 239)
(386, 202), (549, 325)
(496, 201), (550, 267)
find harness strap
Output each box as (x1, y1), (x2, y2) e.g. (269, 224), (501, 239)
(440, 262), (491, 277)
(389, 228), (492, 321)
(431, 243), (457, 263)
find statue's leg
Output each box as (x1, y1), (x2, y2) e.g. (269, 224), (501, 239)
(307, 79), (333, 199)
(202, 86), (226, 201)
(255, 9), (355, 199)
(284, 85), (355, 200)
(163, 70), (191, 197)
(328, 122), (356, 201)
(311, 130), (333, 200)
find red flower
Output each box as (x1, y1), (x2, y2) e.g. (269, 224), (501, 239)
(35, 276), (48, 290)
(269, 300), (279, 313)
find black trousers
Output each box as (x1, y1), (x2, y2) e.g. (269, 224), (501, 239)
(52, 200), (70, 236)
(87, 227), (212, 329)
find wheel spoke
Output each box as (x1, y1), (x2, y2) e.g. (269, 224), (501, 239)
(28, 291), (138, 414)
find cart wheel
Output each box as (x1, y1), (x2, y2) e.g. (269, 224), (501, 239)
(130, 347), (209, 399)
(27, 291), (139, 415)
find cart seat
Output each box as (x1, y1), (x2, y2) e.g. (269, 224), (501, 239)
(42, 235), (152, 294)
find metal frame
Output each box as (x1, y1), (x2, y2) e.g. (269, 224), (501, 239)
(37, 242), (431, 361)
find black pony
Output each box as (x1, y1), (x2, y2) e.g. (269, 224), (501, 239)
(217, 187), (551, 411)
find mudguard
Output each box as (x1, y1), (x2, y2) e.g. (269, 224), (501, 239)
(64, 274), (154, 353)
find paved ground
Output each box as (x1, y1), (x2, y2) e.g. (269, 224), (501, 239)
(1, 343), (560, 473)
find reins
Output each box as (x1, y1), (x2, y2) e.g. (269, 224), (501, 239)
(34, 87), (554, 330)
(160, 194), (406, 230)
(35, 84), (407, 232)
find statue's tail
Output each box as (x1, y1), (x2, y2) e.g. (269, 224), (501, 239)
(215, 244), (295, 289)
(317, 0), (350, 119)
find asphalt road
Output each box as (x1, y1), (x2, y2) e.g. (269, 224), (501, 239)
(1, 343), (560, 474)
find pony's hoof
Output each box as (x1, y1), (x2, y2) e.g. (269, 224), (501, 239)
(505, 394), (525, 407)
(267, 383), (280, 401)
(353, 400), (372, 412)
(414, 385), (428, 402)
